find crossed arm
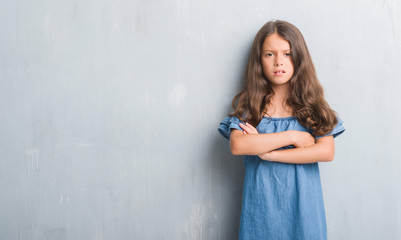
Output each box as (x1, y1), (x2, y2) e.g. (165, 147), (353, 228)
(229, 123), (335, 164)
(258, 135), (334, 163)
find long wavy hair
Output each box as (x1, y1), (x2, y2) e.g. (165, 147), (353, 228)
(229, 20), (338, 137)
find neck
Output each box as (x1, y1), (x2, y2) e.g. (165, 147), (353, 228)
(271, 84), (290, 105)
(264, 84), (292, 117)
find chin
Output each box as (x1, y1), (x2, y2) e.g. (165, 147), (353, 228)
(270, 80), (291, 86)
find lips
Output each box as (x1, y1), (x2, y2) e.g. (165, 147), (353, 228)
(274, 69), (285, 73)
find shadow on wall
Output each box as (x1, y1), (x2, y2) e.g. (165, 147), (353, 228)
(193, 41), (250, 239)
(207, 134), (244, 240)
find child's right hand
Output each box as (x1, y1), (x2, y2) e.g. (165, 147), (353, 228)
(239, 122), (259, 135)
(290, 130), (315, 148)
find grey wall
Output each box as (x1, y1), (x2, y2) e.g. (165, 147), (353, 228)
(1, 0), (400, 239)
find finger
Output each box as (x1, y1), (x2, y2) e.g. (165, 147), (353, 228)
(245, 123), (259, 134)
(245, 122), (257, 130)
(244, 123), (255, 131)
(239, 122), (249, 130)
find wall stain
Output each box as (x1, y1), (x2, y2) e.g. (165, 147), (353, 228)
(185, 204), (206, 240)
(383, 0), (398, 42)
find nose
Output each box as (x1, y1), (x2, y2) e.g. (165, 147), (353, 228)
(274, 55), (283, 66)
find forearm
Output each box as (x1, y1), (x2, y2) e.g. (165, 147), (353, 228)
(230, 131), (294, 155)
(261, 142), (334, 164)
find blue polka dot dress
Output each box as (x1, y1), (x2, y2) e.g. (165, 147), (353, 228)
(218, 115), (345, 240)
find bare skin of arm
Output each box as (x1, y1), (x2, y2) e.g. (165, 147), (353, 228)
(258, 136), (335, 163)
(238, 121), (335, 163)
(229, 122), (315, 155)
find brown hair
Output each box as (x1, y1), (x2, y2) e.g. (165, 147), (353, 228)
(229, 20), (338, 137)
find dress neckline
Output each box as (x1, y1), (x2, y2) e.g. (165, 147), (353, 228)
(263, 116), (296, 120)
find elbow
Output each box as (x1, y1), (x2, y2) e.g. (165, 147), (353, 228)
(315, 140), (335, 162)
(229, 138), (242, 155)
(324, 150), (335, 162)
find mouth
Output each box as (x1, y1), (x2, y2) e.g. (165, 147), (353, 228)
(273, 70), (285, 76)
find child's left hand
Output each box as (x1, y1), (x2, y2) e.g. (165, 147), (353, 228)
(258, 151), (274, 161)
(239, 122), (259, 135)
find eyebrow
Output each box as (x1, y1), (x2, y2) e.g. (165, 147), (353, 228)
(263, 49), (291, 52)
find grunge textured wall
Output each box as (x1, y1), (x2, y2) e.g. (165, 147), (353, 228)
(1, 0), (400, 239)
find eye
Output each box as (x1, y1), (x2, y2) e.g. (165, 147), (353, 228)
(265, 53), (274, 57)
(284, 53), (291, 56)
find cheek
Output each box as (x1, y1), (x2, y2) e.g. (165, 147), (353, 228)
(261, 60), (272, 72)
(262, 65), (272, 77)
(286, 60), (295, 73)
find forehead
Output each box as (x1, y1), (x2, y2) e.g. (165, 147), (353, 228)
(262, 33), (290, 51)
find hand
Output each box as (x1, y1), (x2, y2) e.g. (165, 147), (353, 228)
(258, 151), (274, 161)
(239, 122), (258, 135)
(290, 130), (315, 148)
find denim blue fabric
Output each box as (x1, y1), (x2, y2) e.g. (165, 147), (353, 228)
(218, 116), (345, 240)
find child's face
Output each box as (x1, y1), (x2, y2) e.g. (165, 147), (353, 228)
(261, 33), (294, 87)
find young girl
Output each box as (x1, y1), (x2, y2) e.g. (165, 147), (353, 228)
(218, 20), (345, 240)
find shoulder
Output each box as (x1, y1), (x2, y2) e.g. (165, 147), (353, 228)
(218, 115), (245, 140)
